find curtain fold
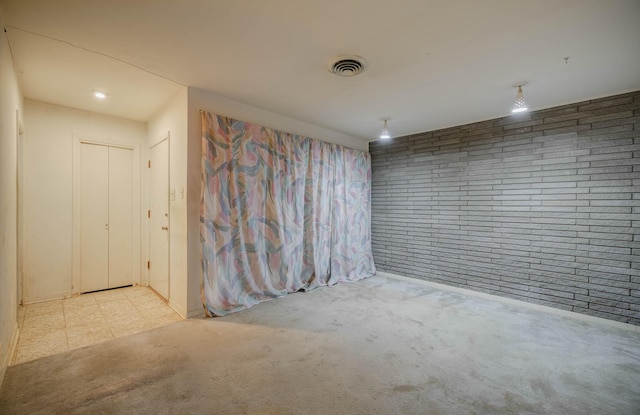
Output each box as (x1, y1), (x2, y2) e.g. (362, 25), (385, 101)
(201, 112), (375, 316)
(330, 145), (376, 284)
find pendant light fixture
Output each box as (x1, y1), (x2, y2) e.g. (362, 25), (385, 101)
(379, 119), (391, 139)
(511, 84), (528, 113)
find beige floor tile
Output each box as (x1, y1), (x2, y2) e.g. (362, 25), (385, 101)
(14, 340), (68, 364)
(22, 312), (66, 332)
(63, 294), (97, 308)
(24, 299), (63, 318)
(12, 285), (183, 364)
(14, 328), (68, 361)
(65, 310), (106, 329)
(18, 325), (67, 347)
(122, 286), (153, 298)
(67, 321), (111, 337)
(109, 317), (151, 338)
(64, 302), (103, 319)
(144, 304), (181, 319)
(92, 289), (129, 303)
(104, 310), (146, 329)
(144, 311), (182, 329)
(106, 313), (147, 328)
(133, 295), (168, 311)
(67, 324), (113, 350)
(13, 346), (47, 364)
(98, 299), (140, 319)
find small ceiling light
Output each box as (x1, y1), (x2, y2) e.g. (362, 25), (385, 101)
(379, 119), (391, 139)
(93, 91), (107, 100)
(511, 85), (528, 113)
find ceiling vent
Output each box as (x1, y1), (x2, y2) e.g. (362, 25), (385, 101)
(328, 56), (367, 77)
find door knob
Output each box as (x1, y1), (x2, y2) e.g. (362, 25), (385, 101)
(105, 224), (109, 230)
(161, 226), (169, 231)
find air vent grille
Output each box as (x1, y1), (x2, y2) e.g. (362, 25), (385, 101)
(329, 56), (367, 77)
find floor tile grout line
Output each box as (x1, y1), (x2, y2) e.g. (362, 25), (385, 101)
(95, 294), (118, 341)
(64, 292), (100, 352)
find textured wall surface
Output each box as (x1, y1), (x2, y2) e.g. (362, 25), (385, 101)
(370, 91), (640, 325)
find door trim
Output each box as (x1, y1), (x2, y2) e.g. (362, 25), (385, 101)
(72, 135), (141, 295)
(16, 110), (24, 306)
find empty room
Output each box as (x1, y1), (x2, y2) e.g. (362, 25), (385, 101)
(1, 1), (639, 414)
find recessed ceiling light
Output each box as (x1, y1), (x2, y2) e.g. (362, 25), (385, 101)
(93, 91), (107, 99)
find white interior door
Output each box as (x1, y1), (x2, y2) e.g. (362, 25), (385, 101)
(80, 143), (109, 292)
(149, 139), (169, 299)
(108, 146), (134, 288)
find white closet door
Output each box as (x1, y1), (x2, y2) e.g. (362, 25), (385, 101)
(80, 143), (109, 293)
(108, 146), (134, 288)
(80, 143), (134, 293)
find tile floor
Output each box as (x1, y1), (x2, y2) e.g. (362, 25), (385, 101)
(12, 286), (183, 365)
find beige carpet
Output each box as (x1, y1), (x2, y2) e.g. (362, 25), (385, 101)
(1, 275), (639, 414)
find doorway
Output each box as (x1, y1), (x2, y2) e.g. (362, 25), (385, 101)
(149, 136), (170, 300)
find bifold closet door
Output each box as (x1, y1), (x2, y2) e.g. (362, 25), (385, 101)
(80, 143), (133, 293)
(80, 144), (110, 292)
(108, 146), (134, 288)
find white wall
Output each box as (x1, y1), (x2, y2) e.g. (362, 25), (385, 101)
(0, 6), (24, 386)
(147, 87), (188, 317)
(22, 100), (147, 303)
(184, 87), (368, 317)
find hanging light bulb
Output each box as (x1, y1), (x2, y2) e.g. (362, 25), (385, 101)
(511, 85), (528, 113)
(379, 119), (391, 139)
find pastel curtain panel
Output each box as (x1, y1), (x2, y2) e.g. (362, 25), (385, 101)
(201, 113), (375, 316)
(329, 146), (375, 285)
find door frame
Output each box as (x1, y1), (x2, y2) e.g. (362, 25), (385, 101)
(72, 135), (141, 295)
(148, 134), (170, 299)
(16, 110), (24, 306)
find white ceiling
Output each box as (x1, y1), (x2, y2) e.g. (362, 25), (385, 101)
(2, 0), (639, 141)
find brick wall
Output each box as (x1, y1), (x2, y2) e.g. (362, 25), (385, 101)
(369, 91), (640, 325)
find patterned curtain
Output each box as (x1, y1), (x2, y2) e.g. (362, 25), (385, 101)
(201, 113), (375, 316)
(330, 146), (375, 285)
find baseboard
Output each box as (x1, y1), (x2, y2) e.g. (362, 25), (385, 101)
(8, 324), (19, 366)
(186, 307), (205, 319)
(23, 291), (71, 304)
(0, 322), (19, 389)
(376, 271), (640, 334)
(168, 299), (187, 319)
(168, 298), (205, 319)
